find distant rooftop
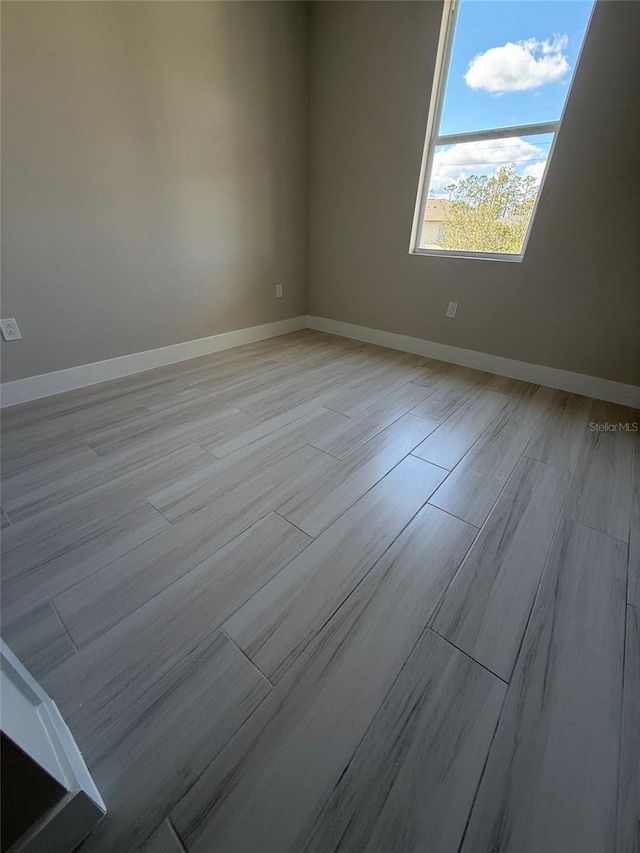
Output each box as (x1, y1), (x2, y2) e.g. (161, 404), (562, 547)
(424, 198), (451, 221)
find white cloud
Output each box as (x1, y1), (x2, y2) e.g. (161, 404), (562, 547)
(430, 136), (544, 193)
(523, 160), (547, 183)
(464, 35), (570, 93)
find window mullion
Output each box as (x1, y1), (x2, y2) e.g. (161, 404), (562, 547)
(435, 122), (560, 148)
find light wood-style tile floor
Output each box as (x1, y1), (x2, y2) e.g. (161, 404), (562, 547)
(1, 329), (638, 852)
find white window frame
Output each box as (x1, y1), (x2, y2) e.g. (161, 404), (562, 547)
(409, 0), (593, 263)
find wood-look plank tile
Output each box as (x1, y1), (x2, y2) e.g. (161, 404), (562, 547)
(3, 444), (144, 521)
(142, 375), (265, 414)
(0, 385), (109, 431)
(429, 385), (553, 526)
(140, 821), (186, 853)
(430, 457), (570, 681)
(339, 351), (427, 390)
(54, 508), (309, 649)
(280, 413), (439, 536)
(152, 411), (345, 523)
(483, 375), (539, 395)
(172, 503), (476, 853)
(310, 383), (434, 458)
(303, 629), (506, 853)
(0, 439), (97, 479)
(0, 498), (160, 578)
(1, 503), (170, 615)
(0, 394), (146, 442)
(43, 514), (307, 746)
(1, 330), (633, 853)
(164, 348), (277, 388)
(330, 362), (431, 404)
(79, 631), (270, 852)
(234, 371), (341, 420)
(204, 399), (338, 459)
(246, 351), (361, 392)
(0, 444), (100, 507)
(409, 367), (492, 423)
(412, 387), (508, 469)
(85, 404), (252, 462)
(4, 443), (212, 526)
(565, 400), (635, 542)
(1, 401), (151, 464)
(460, 519), (627, 853)
(408, 357), (459, 388)
(181, 360), (273, 391)
(629, 441), (640, 607)
(321, 374), (423, 417)
(225, 458), (453, 683)
(617, 605), (640, 853)
(1, 373), (187, 433)
(1, 601), (76, 679)
(524, 390), (591, 470)
(99, 374), (190, 407)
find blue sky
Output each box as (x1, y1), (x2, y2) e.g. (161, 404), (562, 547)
(428, 0), (594, 196)
(439, 0), (595, 135)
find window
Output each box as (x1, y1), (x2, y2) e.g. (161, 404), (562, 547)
(410, 0), (595, 261)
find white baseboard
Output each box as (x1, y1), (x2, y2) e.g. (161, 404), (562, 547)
(307, 315), (640, 408)
(0, 316), (307, 407)
(3, 313), (638, 408)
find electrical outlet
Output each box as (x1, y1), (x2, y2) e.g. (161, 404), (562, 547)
(0, 318), (22, 341)
(275, 284), (283, 298)
(445, 301), (458, 319)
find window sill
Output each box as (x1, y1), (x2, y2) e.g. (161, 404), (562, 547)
(409, 247), (525, 263)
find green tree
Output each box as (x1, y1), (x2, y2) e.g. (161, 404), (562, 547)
(439, 164), (538, 254)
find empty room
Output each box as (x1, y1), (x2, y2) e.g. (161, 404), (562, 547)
(0, 0), (638, 851)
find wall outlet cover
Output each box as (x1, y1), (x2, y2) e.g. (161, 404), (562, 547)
(446, 301), (458, 319)
(275, 284), (283, 298)
(1, 319), (22, 341)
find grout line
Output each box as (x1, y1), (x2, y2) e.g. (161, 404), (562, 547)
(194, 440), (223, 460)
(566, 517), (629, 547)
(49, 598), (79, 653)
(616, 406), (635, 850)
(145, 498), (176, 527)
(497, 482), (571, 689)
(522, 451), (572, 473)
(409, 452), (451, 473)
(616, 565), (632, 847)
(166, 818), (189, 853)
(425, 626), (508, 685)
(303, 442), (343, 463)
(455, 662), (510, 853)
(425, 501), (481, 529)
(273, 510), (314, 540)
(221, 627), (274, 689)
(306, 441), (343, 461)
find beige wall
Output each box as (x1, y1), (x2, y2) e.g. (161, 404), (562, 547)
(1, 1), (309, 382)
(3, 1), (639, 387)
(307, 1), (640, 386)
